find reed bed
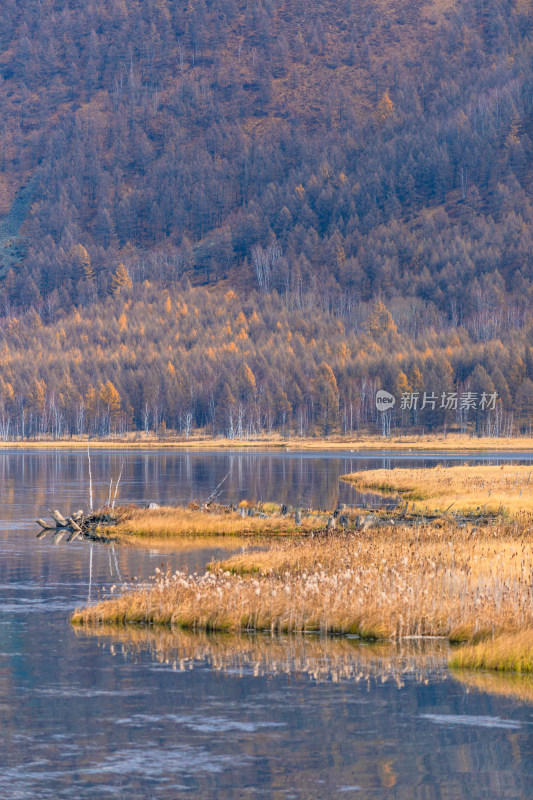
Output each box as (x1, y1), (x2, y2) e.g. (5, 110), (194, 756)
(341, 464), (533, 515)
(73, 521), (533, 647)
(112, 504), (325, 540)
(449, 630), (533, 673)
(75, 625), (448, 685)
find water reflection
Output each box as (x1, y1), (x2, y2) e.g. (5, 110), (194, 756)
(76, 627), (449, 686)
(1, 448), (533, 516)
(454, 669), (533, 705)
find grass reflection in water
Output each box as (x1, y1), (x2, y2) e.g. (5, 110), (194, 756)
(76, 626), (449, 686)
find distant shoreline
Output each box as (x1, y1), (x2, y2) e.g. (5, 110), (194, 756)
(2, 434), (533, 451)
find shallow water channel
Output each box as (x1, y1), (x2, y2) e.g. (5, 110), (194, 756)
(1, 448), (533, 798)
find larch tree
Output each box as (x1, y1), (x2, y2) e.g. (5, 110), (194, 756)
(70, 244), (94, 283)
(99, 380), (122, 433)
(110, 264), (132, 294)
(313, 361), (339, 436)
(366, 300), (397, 338)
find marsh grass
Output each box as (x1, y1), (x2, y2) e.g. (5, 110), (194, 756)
(449, 630), (533, 673)
(75, 625), (449, 685)
(341, 464), (533, 515)
(111, 504), (325, 540)
(6, 432), (533, 450)
(73, 519), (533, 650)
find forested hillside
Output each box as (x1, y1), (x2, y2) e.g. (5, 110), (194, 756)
(0, 283), (531, 440)
(0, 0), (531, 327)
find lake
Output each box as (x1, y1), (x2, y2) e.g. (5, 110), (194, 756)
(1, 448), (533, 798)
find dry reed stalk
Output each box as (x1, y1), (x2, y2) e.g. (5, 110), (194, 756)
(73, 521), (533, 648)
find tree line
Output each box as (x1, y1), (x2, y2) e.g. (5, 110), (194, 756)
(0, 284), (530, 440)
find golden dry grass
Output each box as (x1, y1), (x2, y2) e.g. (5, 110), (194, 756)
(3, 433), (533, 450)
(449, 630), (533, 673)
(73, 520), (533, 647)
(75, 625), (448, 685)
(341, 464), (533, 515)
(112, 504), (325, 540)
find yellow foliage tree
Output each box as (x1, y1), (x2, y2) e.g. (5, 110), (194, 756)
(395, 371), (411, 398)
(238, 363), (256, 401)
(0, 380), (15, 406)
(28, 379), (47, 416)
(110, 263), (132, 294)
(313, 361), (339, 435)
(366, 300), (397, 338)
(375, 91), (394, 124)
(85, 385), (97, 431)
(409, 365), (424, 393)
(71, 244), (94, 282)
(99, 380), (121, 431)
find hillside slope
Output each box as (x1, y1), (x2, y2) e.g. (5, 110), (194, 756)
(0, 0), (531, 324)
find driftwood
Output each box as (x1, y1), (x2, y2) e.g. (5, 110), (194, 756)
(50, 509), (69, 528)
(36, 508), (117, 544)
(205, 471), (230, 506)
(67, 517), (82, 533)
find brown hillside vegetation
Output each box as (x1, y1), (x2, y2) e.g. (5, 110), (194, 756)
(0, 0), (531, 330)
(0, 0), (454, 206)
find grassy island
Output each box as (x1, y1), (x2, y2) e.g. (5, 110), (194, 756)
(73, 520), (533, 645)
(72, 464), (533, 675)
(341, 463), (533, 516)
(110, 502), (326, 542)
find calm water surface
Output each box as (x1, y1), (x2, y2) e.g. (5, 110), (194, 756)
(1, 449), (533, 799)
